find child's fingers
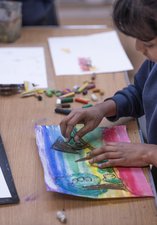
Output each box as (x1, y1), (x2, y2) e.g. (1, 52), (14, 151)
(74, 122), (97, 142)
(97, 158), (125, 168)
(89, 145), (118, 157)
(89, 151), (123, 164)
(60, 112), (76, 139)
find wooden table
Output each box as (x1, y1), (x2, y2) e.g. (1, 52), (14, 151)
(0, 27), (156, 225)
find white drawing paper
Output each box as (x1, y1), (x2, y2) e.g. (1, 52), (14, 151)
(0, 47), (48, 87)
(48, 31), (133, 76)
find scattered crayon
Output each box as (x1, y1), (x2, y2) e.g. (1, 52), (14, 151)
(73, 85), (79, 92)
(60, 91), (75, 98)
(92, 88), (100, 93)
(56, 98), (61, 106)
(37, 89), (45, 94)
(45, 89), (53, 97)
(66, 88), (71, 92)
(55, 108), (71, 115)
(35, 95), (42, 101)
(82, 103), (93, 108)
(19, 73), (104, 114)
(86, 83), (96, 90)
(55, 90), (63, 97)
(21, 92), (36, 98)
(62, 88), (71, 94)
(75, 97), (89, 104)
(21, 88), (45, 97)
(83, 80), (89, 84)
(77, 82), (89, 93)
(61, 97), (74, 103)
(60, 103), (71, 108)
(82, 89), (88, 95)
(56, 210), (67, 223)
(91, 93), (98, 102)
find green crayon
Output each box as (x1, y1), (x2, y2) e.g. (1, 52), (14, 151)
(61, 97), (74, 103)
(82, 103), (93, 108)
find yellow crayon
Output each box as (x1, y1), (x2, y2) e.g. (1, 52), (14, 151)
(77, 82), (89, 93)
(24, 81), (34, 92)
(60, 92), (75, 98)
(21, 88), (45, 97)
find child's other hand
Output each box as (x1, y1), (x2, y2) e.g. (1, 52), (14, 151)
(89, 142), (157, 168)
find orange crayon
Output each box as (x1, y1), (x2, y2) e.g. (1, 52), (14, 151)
(75, 97), (89, 104)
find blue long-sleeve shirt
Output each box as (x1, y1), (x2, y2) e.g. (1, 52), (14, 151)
(21, 0), (58, 26)
(109, 60), (157, 144)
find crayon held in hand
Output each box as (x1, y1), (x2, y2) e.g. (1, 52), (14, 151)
(75, 155), (91, 162)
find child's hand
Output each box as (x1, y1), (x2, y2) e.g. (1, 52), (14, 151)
(60, 105), (104, 142)
(60, 100), (116, 142)
(88, 142), (157, 168)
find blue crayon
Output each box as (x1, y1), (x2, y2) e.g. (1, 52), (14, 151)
(55, 108), (71, 115)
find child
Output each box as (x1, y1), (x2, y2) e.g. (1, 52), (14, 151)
(60, 0), (157, 168)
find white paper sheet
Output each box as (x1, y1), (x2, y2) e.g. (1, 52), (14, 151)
(48, 31), (133, 76)
(0, 167), (11, 198)
(0, 47), (48, 87)
(61, 25), (107, 29)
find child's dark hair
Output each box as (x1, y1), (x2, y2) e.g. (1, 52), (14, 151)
(113, 0), (157, 41)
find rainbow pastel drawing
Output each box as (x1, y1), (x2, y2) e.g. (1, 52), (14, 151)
(35, 125), (153, 199)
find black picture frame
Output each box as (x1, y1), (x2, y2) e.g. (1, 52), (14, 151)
(0, 135), (19, 204)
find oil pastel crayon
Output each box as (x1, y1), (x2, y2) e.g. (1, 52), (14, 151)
(92, 88), (100, 93)
(91, 93), (98, 102)
(45, 89), (53, 97)
(82, 103), (93, 108)
(86, 83), (96, 90)
(77, 82), (89, 93)
(61, 97), (74, 103)
(55, 90), (63, 97)
(56, 98), (61, 106)
(82, 89), (88, 95)
(61, 103), (71, 108)
(55, 108), (71, 115)
(60, 91), (75, 98)
(75, 97), (89, 104)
